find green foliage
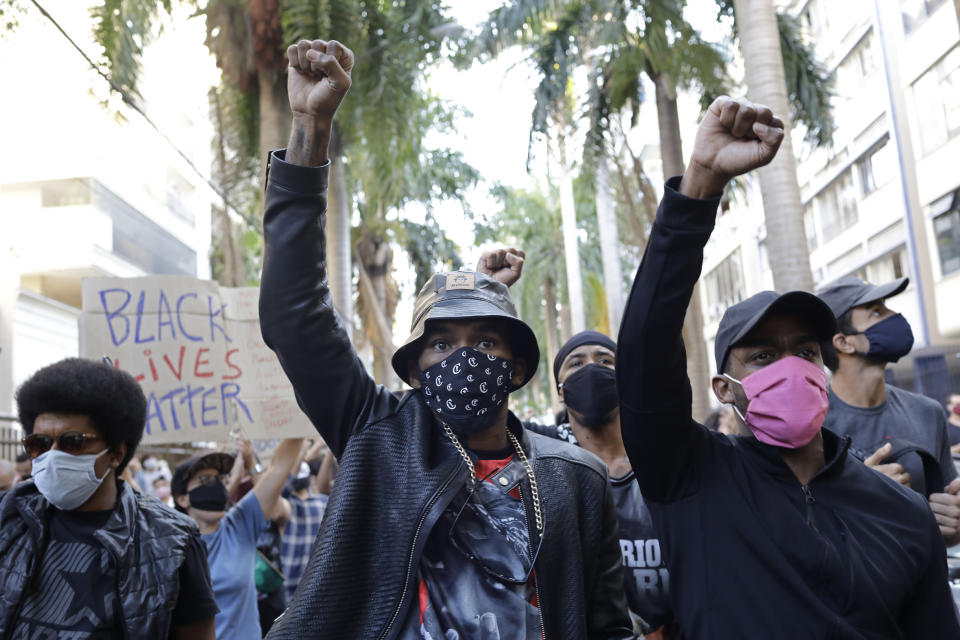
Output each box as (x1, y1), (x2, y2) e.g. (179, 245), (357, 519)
(714, 0), (833, 147)
(777, 11), (834, 147)
(90, 0), (173, 102)
(0, 0), (26, 33)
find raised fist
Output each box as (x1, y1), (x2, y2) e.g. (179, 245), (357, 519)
(287, 39), (354, 121)
(683, 96), (785, 198)
(477, 248), (525, 287)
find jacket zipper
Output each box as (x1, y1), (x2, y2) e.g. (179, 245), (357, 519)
(379, 465), (461, 640)
(801, 484), (817, 530)
(518, 476), (547, 639)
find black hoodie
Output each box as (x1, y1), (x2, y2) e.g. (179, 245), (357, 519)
(616, 178), (960, 639)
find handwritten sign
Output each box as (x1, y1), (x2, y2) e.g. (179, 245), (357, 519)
(80, 276), (316, 444)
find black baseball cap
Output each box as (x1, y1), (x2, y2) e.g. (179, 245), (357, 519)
(171, 452), (235, 497)
(815, 276), (909, 319)
(714, 291), (837, 373)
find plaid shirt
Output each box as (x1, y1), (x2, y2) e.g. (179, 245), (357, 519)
(281, 493), (328, 602)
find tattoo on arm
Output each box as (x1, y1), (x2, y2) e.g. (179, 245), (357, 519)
(286, 116), (331, 167)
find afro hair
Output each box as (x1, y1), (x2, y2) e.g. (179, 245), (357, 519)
(16, 358), (146, 473)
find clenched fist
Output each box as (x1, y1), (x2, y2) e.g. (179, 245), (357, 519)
(287, 39), (354, 122)
(477, 248), (525, 287)
(680, 96), (785, 199)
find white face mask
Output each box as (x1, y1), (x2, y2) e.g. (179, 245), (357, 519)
(32, 448), (112, 511)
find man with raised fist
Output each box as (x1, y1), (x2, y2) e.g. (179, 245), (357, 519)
(258, 39), (632, 639)
(616, 96), (960, 638)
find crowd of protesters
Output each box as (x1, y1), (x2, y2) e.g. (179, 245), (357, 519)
(3, 36), (960, 639)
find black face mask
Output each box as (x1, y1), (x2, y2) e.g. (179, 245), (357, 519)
(419, 347), (514, 437)
(188, 481), (229, 512)
(560, 364), (619, 429)
(853, 313), (915, 363)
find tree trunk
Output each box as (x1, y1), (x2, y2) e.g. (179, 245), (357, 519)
(652, 73), (712, 422)
(257, 70), (291, 185)
(733, 0), (815, 292)
(543, 277), (561, 414)
(559, 303), (573, 343)
(556, 130), (586, 334)
(654, 73), (685, 179)
(595, 150), (625, 335)
(356, 234), (394, 386)
(327, 128), (353, 335)
(212, 88), (245, 287)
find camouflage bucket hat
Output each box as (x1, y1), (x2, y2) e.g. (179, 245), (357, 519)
(391, 271), (540, 388)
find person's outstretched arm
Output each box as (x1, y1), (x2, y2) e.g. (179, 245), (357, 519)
(260, 39), (396, 458)
(616, 96), (784, 502)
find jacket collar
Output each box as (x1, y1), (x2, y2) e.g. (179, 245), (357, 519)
(7, 478), (138, 560)
(93, 481), (138, 563)
(736, 428), (851, 484)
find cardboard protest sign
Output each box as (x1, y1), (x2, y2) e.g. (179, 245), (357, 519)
(80, 276), (316, 444)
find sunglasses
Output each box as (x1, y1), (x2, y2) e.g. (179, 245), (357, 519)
(22, 432), (104, 457)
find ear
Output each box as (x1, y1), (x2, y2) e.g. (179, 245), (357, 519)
(407, 363), (423, 389)
(510, 360), (527, 388)
(712, 375), (736, 405)
(557, 384), (565, 404)
(174, 493), (190, 510)
(832, 332), (857, 356)
(109, 444), (127, 470)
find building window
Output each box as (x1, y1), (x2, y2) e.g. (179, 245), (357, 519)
(932, 189), (960, 276)
(836, 30), (877, 89)
(901, 0), (948, 35)
(804, 204), (819, 252)
(815, 169), (859, 243)
(40, 179), (92, 207)
(704, 248), (745, 323)
(855, 246), (909, 283)
(857, 137), (898, 197)
(91, 182), (198, 276)
(912, 46), (960, 154)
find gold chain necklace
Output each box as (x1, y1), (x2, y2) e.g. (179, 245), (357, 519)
(440, 422), (543, 534)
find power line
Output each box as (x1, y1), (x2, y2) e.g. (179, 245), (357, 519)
(26, 0), (260, 230)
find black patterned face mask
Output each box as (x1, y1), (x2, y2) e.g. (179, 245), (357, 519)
(419, 347), (514, 436)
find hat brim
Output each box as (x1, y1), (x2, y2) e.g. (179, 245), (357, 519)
(723, 291), (838, 369)
(172, 452), (235, 496)
(392, 298), (540, 389)
(852, 277), (909, 308)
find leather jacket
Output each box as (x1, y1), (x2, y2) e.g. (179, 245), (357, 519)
(0, 480), (203, 638)
(259, 151), (633, 639)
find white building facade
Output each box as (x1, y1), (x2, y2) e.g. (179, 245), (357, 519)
(699, 0), (960, 402)
(0, 1), (218, 453)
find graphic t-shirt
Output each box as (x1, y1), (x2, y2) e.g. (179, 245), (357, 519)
(610, 471), (671, 631)
(401, 454), (541, 639)
(823, 385), (957, 494)
(12, 509), (119, 639)
(525, 422), (672, 632)
(12, 504), (217, 639)
(203, 490), (269, 640)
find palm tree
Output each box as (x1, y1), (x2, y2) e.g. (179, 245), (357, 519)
(721, 0), (833, 292)
(468, 0), (727, 419)
(90, 0), (475, 381)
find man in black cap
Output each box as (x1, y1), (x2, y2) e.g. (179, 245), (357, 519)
(817, 276), (960, 543)
(256, 38), (631, 639)
(617, 95), (960, 637)
(528, 330), (676, 638)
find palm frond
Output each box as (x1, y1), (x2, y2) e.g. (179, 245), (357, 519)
(90, 0), (173, 102)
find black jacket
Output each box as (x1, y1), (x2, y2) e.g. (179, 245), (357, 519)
(259, 151), (633, 639)
(615, 178), (960, 639)
(0, 480), (205, 638)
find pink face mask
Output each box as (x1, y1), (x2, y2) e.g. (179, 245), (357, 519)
(724, 356), (829, 449)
